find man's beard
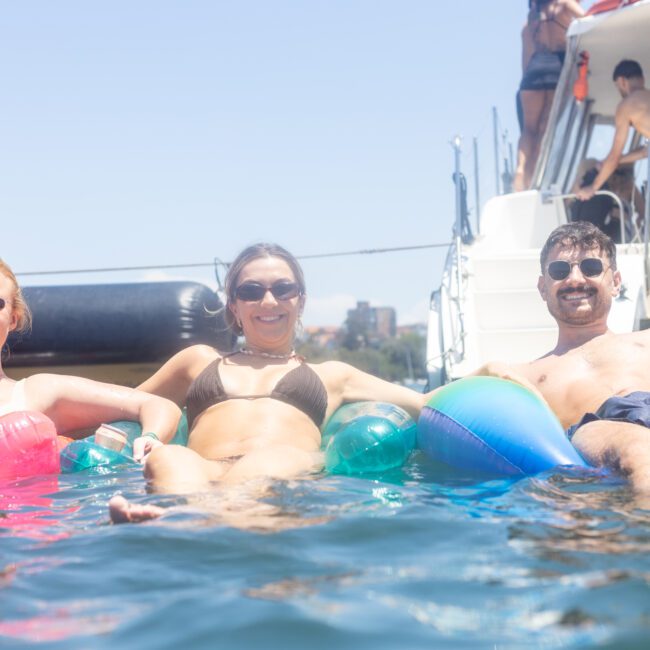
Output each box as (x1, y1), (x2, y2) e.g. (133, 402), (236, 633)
(547, 285), (609, 325)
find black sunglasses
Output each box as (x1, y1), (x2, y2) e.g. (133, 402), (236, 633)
(234, 281), (301, 302)
(547, 258), (605, 281)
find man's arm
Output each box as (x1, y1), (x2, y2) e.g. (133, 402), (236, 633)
(618, 144), (648, 165)
(576, 105), (632, 200)
(472, 361), (545, 401)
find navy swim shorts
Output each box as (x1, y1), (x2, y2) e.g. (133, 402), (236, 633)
(566, 391), (650, 439)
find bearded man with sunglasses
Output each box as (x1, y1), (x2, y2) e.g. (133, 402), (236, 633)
(478, 221), (650, 492)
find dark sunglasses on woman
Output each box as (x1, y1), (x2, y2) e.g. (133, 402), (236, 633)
(234, 281), (301, 302)
(546, 258), (605, 281)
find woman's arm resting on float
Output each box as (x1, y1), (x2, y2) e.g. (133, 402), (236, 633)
(322, 361), (427, 421)
(137, 344), (218, 405)
(24, 374), (182, 448)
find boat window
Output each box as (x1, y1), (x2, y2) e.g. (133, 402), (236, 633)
(573, 120), (642, 188)
(583, 122), (633, 160)
(570, 119), (647, 244)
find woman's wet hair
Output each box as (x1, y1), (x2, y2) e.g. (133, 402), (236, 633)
(540, 222), (617, 272)
(224, 243), (306, 336)
(0, 259), (32, 334)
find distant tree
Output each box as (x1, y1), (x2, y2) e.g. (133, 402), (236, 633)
(397, 332), (427, 379)
(295, 339), (331, 363)
(340, 312), (367, 350)
(297, 326), (427, 382)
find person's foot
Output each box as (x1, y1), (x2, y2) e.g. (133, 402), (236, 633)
(109, 495), (164, 523)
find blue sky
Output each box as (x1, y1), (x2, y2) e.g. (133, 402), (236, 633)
(2, 2), (595, 327)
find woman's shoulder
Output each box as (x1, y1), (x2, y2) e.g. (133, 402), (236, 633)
(138, 345), (222, 397)
(184, 344), (222, 360)
(168, 344), (219, 364)
(306, 359), (354, 382)
(148, 345), (221, 382)
(22, 373), (64, 391)
(307, 359), (346, 369)
(174, 344), (222, 374)
(20, 373), (93, 412)
(557, 0), (585, 21)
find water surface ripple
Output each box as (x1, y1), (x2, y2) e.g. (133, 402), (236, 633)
(1, 454), (649, 649)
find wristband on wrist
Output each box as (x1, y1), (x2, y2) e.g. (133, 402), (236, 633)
(142, 431), (160, 442)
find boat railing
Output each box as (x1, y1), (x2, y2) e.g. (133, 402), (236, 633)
(429, 242), (466, 383)
(542, 189), (631, 244)
(427, 137), (472, 387)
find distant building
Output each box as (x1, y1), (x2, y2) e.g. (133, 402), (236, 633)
(346, 301), (396, 346)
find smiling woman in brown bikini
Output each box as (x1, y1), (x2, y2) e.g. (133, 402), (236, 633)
(110, 242), (430, 522)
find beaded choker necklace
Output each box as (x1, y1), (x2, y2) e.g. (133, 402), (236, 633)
(238, 347), (297, 360)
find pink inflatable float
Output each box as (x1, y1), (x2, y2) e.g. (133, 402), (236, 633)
(0, 411), (60, 480)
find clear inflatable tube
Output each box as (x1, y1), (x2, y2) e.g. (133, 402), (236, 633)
(323, 402), (417, 475)
(60, 412), (189, 473)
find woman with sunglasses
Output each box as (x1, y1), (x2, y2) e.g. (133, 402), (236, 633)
(0, 259), (181, 461)
(110, 243), (430, 522)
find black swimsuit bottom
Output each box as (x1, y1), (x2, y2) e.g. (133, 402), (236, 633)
(566, 392), (650, 439)
(520, 50), (565, 91)
(185, 356), (328, 431)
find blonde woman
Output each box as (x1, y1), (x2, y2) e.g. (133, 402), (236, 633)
(0, 259), (181, 461)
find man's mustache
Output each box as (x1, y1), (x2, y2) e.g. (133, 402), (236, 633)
(557, 285), (597, 297)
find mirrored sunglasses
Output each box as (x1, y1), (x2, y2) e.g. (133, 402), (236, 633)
(547, 258), (605, 281)
(234, 281), (301, 302)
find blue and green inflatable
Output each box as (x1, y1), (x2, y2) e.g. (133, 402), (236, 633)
(417, 376), (588, 475)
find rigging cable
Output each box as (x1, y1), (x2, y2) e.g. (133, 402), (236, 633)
(15, 242), (453, 278)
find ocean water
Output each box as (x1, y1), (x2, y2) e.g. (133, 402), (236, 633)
(1, 454), (649, 649)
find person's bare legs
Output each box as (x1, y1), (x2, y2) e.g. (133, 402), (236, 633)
(571, 420), (650, 492)
(109, 445), (227, 523)
(109, 445), (323, 524)
(514, 89), (555, 191)
(221, 445), (322, 484)
(109, 495), (165, 523)
(529, 89), (555, 179)
(143, 445), (228, 491)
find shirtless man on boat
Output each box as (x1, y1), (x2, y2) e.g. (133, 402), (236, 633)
(478, 221), (650, 492)
(577, 59), (650, 201)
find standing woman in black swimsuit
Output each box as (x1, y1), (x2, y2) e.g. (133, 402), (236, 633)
(514, 0), (584, 192)
(110, 243), (429, 522)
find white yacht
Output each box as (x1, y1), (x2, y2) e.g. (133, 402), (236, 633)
(427, 0), (650, 387)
